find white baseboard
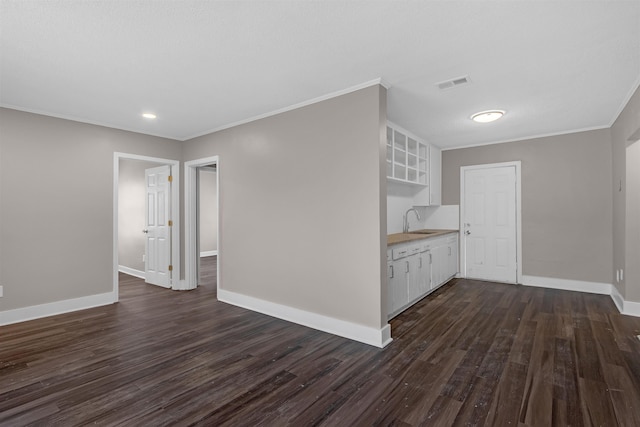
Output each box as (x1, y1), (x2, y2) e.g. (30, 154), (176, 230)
(611, 285), (640, 317)
(521, 275), (611, 295)
(0, 291), (117, 326)
(623, 300), (640, 317)
(611, 285), (625, 312)
(171, 279), (196, 291)
(218, 289), (392, 348)
(118, 265), (145, 279)
(522, 275), (640, 318)
(200, 250), (218, 257)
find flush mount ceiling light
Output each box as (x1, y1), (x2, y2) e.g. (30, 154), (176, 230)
(142, 112), (157, 119)
(470, 110), (505, 123)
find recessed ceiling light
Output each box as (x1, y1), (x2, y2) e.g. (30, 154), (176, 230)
(471, 110), (505, 123)
(142, 113), (157, 119)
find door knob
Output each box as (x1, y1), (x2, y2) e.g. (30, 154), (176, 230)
(142, 229), (149, 234)
(465, 230), (471, 235)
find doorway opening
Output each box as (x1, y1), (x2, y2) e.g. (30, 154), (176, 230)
(185, 156), (220, 292)
(196, 165), (218, 289)
(113, 153), (180, 300)
(459, 161), (522, 284)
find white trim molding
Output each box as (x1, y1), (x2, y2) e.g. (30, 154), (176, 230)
(521, 275), (611, 295)
(2, 79), (389, 142)
(200, 250), (218, 257)
(611, 285), (625, 313)
(622, 300), (640, 317)
(459, 161), (522, 284)
(522, 276), (640, 318)
(218, 289), (393, 348)
(185, 156), (220, 291)
(441, 125), (611, 152)
(118, 266), (145, 280)
(172, 279), (190, 291)
(183, 79), (386, 140)
(0, 291), (117, 326)
(610, 285), (640, 317)
(114, 153), (181, 300)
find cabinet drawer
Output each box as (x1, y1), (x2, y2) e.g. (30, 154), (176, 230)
(392, 247), (408, 260)
(408, 245), (421, 256)
(392, 244), (421, 260)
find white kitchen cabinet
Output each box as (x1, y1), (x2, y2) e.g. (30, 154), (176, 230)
(409, 250), (431, 302)
(446, 235), (459, 280)
(388, 244), (416, 317)
(388, 257), (408, 316)
(387, 243), (423, 318)
(386, 121), (442, 207)
(387, 242), (432, 319)
(430, 234), (459, 289)
(430, 243), (447, 289)
(386, 123), (429, 186)
(387, 233), (458, 319)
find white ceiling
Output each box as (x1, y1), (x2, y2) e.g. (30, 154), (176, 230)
(1, 1), (639, 149)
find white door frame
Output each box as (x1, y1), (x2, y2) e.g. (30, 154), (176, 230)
(459, 161), (522, 284)
(113, 153), (181, 299)
(184, 156), (220, 291)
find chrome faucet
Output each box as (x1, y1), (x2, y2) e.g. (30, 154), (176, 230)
(403, 208), (421, 233)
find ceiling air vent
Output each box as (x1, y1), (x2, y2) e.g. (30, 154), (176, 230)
(436, 75), (471, 90)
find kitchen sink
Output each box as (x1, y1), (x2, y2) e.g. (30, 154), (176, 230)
(409, 230), (438, 235)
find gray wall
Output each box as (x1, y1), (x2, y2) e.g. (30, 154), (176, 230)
(0, 108), (181, 311)
(442, 129), (613, 284)
(182, 85), (388, 330)
(611, 83), (640, 302)
(199, 168), (218, 254)
(626, 142), (640, 302)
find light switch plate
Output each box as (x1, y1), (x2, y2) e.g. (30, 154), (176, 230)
(0, 285), (3, 297)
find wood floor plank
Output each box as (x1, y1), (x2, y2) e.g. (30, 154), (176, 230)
(2, 262), (640, 426)
(484, 361), (528, 426)
(398, 351), (466, 425)
(606, 364), (640, 426)
(552, 337), (583, 426)
(423, 394), (464, 426)
(578, 377), (619, 426)
(518, 315), (555, 426)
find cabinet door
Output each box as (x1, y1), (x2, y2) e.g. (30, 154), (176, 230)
(388, 258), (409, 316)
(431, 246), (440, 288)
(409, 252), (430, 301)
(431, 244), (447, 289)
(406, 253), (421, 301)
(447, 242), (459, 279)
(393, 130), (407, 181)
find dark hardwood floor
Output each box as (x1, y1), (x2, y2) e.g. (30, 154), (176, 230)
(2, 256), (640, 426)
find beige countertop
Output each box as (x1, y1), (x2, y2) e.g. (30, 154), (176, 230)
(387, 229), (459, 246)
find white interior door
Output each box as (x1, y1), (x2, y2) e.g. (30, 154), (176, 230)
(462, 165), (517, 283)
(145, 165), (172, 288)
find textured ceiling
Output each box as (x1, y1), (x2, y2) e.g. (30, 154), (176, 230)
(1, 1), (639, 149)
